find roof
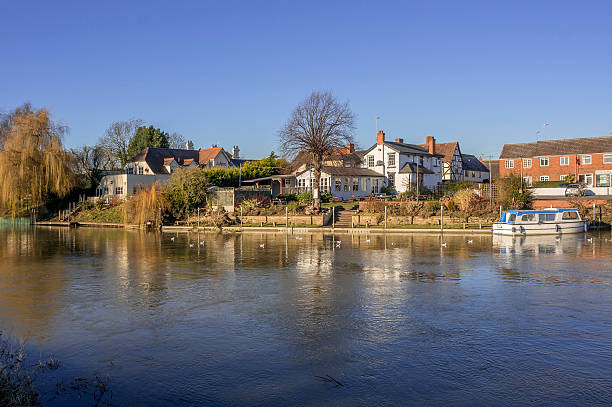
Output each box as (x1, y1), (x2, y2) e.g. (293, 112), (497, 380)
(183, 158), (195, 165)
(363, 141), (443, 158)
(242, 174), (295, 183)
(418, 141), (459, 162)
(297, 166), (384, 178)
(398, 162), (435, 175)
(291, 150), (362, 171)
(127, 147), (200, 174)
(499, 136), (612, 159)
(198, 147), (225, 163)
(461, 154), (490, 172)
(163, 157), (175, 165)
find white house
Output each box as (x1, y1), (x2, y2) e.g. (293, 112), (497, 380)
(96, 144), (240, 200)
(461, 154), (490, 183)
(419, 140), (463, 182)
(294, 166), (385, 199)
(360, 131), (444, 192)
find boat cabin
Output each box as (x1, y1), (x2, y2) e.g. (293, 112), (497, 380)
(498, 209), (581, 224)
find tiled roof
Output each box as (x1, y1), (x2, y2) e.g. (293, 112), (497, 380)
(163, 158), (175, 165)
(183, 158), (194, 165)
(297, 166), (384, 178)
(461, 154), (490, 172)
(128, 147), (200, 174)
(198, 147), (224, 163)
(398, 162), (435, 175)
(417, 141), (459, 162)
(363, 141), (443, 158)
(499, 136), (612, 159)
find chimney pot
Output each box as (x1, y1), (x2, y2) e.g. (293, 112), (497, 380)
(377, 130), (385, 145)
(347, 143), (355, 153)
(395, 138), (404, 144)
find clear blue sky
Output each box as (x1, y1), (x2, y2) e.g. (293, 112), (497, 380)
(2, 0), (611, 158)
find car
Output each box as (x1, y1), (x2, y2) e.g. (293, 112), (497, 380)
(564, 184), (584, 197)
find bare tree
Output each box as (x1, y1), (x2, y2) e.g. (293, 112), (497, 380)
(98, 119), (142, 168)
(278, 91), (355, 209)
(169, 132), (186, 149)
(71, 144), (114, 190)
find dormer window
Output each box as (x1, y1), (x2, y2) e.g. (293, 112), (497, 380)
(138, 166), (144, 175)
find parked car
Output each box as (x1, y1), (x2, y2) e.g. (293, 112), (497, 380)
(564, 183), (584, 197)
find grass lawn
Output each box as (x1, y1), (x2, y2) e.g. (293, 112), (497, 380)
(74, 205), (124, 223)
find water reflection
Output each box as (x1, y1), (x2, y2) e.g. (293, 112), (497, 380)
(0, 227), (610, 406)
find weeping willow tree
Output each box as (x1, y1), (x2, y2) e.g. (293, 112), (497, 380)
(123, 183), (169, 226)
(0, 104), (76, 217)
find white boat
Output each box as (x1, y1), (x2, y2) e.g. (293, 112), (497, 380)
(493, 208), (586, 235)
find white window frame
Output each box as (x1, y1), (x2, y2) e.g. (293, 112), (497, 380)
(603, 154), (612, 164)
(505, 160), (514, 169)
(560, 156), (569, 166)
(539, 176), (549, 182)
(522, 159), (532, 168)
(578, 173), (593, 186)
(539, 157), (549, 167)
(367, 155), (375, 167)
(582, 155), (592, 165)
(387, 153), (395, 167)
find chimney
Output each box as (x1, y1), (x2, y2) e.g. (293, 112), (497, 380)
(211, 144), (218, 148)
(231, 145), (240, 159)
(395, 138), (404, 144)
(426, 136), (435, 154)
(185, 140), (194, 150)
(377, 130), (385, 145)
(347, 143), (355, 153)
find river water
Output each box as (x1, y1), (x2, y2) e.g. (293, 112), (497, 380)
(0, 227), (610, 406)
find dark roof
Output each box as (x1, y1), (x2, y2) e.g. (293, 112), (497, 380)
(499, 136), (612, 159)
(128, 147), (200, 174)
(242, 174), (295, 183)
(291, 150), (362, 171)
(297, 166), (384, 177)
(461, 154), (490, 172)
(398, 162), (435, 175)
(354, 149), (368, 159)
(364, 142), (443, 158)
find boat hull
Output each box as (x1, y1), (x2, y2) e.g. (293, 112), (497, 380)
(492, 221), (586, 235)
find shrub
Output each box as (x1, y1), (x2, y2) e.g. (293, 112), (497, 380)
(277, 193), (297, 202)
(321, 192), (333, 203)
(165, 166), (208, 218)
(443, 180), (477, 195)
(95, 198), (105, 210)
(423, 201), (441, 216)
(446, 199), (458, 212)
(380, 186), (395, 195)
(297, 192), (312, 203)
(498, 175), (533, 209)
(123, 183), (169, 226)
(240, 198), (263, 211)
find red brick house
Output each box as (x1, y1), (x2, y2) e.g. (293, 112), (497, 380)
(499, 136), (612, 187)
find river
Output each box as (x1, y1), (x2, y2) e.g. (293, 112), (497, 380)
(0, 227), (610, 406)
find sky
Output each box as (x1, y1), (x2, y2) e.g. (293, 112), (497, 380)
(2, 0), (611, 159)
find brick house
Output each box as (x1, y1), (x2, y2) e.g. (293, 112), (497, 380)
(499, 136), (612, 187)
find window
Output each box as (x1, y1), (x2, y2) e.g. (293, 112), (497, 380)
(127, 167), (133, 174)
(343, 178), (350, 192)
(373, 179), (380, 193)
(465, 170), (469, 177)
(367, 156), (375, 167)
(523, 176), (532, 186)
(433, 159), (439, 167)
(388, 172), (395, 187)
(560, 156), (569, 166)
(505, 160), (514, 169)
(508, 214), (516, 222)
(388, 153), (395, 167)
(284, 178), (292, 187)
(521, 214), (536, 222)
(540, 157), (549, 167)
(137, 166), (144, 175)
(114, 187), (124, 195)
(604, 154), (612, 164)
(335, 179), (341, 191)
(578, 174), (593, 186)
(361, 178), (367, 191)
(539, 214), (556, 222)
(560, 175), (568, 181)
(298, 178), (306, 188)
(522, 159), (532, 168)
(352, 178), (359, 191)
(320, 177), (329, 192)
(582, 155), (592, 165)
(540, 176), (549, 181)
(562, 211), (579, 220)
(596, 173), (611, 187)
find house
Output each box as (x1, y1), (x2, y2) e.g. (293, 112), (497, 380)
(499, 136), (612, 187)
(294, 166), (385, 199)
(461, 154), (490, 183)
(360, 131), (444, 192)
(96, 143), (241, 199)
(418, 139), (463, 182)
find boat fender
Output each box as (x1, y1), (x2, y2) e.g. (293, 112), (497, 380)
(512, 226), (516, 233)
(556, 224), (561, 233)
(520, 226), (525, 234)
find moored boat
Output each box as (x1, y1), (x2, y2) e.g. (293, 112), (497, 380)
(493, 208), (586, 235)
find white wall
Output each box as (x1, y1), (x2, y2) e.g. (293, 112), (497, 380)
(295, 169), (384, 199)
(97, 174), (171, 198)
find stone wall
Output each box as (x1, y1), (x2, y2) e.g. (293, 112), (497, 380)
(351, 214), (494, 227)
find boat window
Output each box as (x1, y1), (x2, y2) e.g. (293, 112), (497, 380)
(538, 214), (556, 222)
(508, 214), (516, 222)
(562, 211), (579, 220)
(521, 214), (535, 222)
